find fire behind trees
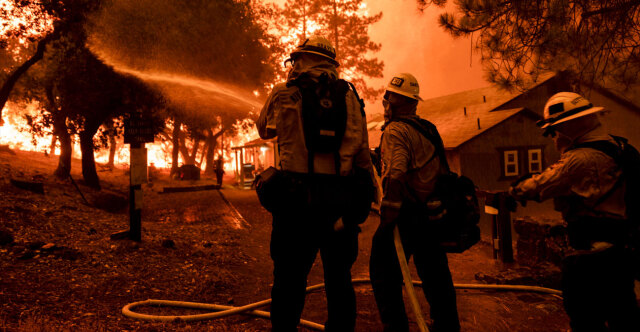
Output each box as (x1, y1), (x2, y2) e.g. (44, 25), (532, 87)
(1, 0), (274, 189)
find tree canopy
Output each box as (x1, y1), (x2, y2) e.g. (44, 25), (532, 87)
(261, 0), (385, 100)
(419, 0), (640, 90)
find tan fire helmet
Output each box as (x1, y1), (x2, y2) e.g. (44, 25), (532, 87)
(385, 73), (423, 101)
(537, 92), (606, 135)
(288, 35), (339, 67)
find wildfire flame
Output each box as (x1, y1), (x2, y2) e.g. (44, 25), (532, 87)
(0, 102), (259, 173)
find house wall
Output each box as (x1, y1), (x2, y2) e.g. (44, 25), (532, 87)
(454, 113), (560, 243)
(585, 90), (640, 147)
(496, 77), (640, 146)
(496, 76), (571, 116)
(457, 112), (559, 192)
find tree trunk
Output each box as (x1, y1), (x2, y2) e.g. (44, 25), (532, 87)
(186, 137), (201, 165)
(53, 116), (72, 179)
(302, 0), (307, 39)
(0, 33), (55, 126)
(332, 0), (339, 56)
(178, 134), (190, 164)
(106, 123), (116, 168)
(107, 130), (116, 168)
(198, 135), (211, 169)
(80, 128), (100, 189)
(205, 128), (225, 174)
(49, 135), (57, 156)
(46, 84), (72, 179)
(170, 118), (181, 176)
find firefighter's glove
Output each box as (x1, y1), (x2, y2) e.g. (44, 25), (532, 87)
(380, 200), (402, 228)
(510, 172), (536, 187)
(507, 187), (528, 207)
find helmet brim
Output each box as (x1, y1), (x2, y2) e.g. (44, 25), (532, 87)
(541, 106), (607, 128)
(290, 50), (340, 67)
(386, 86), (422, 101)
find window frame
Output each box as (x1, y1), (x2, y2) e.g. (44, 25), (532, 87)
(528, 148), (543, 173)
(503, 150), (519, 177)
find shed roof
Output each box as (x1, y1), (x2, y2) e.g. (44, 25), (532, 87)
(232, 137), (275, 150)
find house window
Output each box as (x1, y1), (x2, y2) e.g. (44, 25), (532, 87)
(528, 149), (542, 173)
(504, 150), (518, 177)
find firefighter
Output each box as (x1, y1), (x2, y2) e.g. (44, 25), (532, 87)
(369, 73), (460, 332)
(509, 92), (640, 331)
(214, 157), (224, 186)
(256, 35), (376, 332)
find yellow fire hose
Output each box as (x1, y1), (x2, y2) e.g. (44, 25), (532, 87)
(393, 225), (430, 332)
(122, 227), (563, 331)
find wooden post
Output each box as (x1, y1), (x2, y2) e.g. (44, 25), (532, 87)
(129, 143), (147, 242)
(112, 111), (153, 242)
(496, 193), (514, 262)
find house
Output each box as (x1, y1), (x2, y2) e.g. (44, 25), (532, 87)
(368, 74), (640, 241)
(368, 74), (640, 192)
(231, 137), (278, 186)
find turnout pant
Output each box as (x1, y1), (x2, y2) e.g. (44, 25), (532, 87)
(269, 177), (360, 332)
(369, 218), (460, 332)
(562, 245), (640, 332)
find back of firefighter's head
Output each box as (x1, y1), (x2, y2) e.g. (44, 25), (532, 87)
(383, 73), (422, 120)
(286, 35), (339, 68)
(538, 92), (606, 151)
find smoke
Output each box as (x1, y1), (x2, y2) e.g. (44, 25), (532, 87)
(365, 0), (486, 114)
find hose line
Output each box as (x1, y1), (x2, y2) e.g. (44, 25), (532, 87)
(122, 278), (562, 331)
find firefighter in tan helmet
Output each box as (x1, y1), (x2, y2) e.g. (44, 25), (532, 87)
(510, 92), (640, 331)
(370, 73), (461, 332)
(256, 35), (376, 331)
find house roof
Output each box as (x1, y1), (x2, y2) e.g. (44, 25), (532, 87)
(367, 107), (533, 149)
(367, 76), (559, 149)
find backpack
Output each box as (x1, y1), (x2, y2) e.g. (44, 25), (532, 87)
(393, 118), (481, 253)
(289, 72), (351, 174)
(572, 135), (640, 279)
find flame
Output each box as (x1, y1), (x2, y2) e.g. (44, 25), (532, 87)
(0, 102), (259, 174)
(0, 0), (53, 45)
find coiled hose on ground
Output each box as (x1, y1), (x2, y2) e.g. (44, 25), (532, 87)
(122, 226), (562, 331)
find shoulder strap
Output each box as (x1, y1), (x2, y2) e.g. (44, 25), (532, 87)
(346, 81), (366, 117)
(393, 118), (450, 172)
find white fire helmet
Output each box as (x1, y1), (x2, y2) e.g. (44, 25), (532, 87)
(289, 35), (339, 67)
(537, 92), (606, 130)
(385, 73), (423, 101)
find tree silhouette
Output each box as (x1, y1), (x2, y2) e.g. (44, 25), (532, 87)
(419, 0), (640, 90)
(264, 0), (385, 100)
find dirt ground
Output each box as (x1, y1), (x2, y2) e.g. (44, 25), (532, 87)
(0, 149), (575, 331)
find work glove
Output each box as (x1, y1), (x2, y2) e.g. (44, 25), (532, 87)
(507, 187), (529, 207)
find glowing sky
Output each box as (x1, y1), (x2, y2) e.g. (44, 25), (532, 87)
(267, 0), (487, 114)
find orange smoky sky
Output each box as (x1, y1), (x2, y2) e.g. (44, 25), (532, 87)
(267, 0), (488, 114)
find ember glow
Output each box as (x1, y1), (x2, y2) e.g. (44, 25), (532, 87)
(0, 0), (53, 45)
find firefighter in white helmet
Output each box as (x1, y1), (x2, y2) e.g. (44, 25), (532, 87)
(256, 35), (376, 331)
(510, 92), (640, 331)
(370, 73), (461, 332)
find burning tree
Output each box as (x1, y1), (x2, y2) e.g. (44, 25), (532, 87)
(0, 0), (102, 125)
(418, 0), (640, 91)
(260, 0), (385, 100)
